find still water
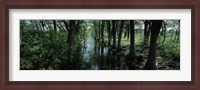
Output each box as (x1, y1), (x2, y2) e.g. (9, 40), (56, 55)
(79, 37), (129, 70)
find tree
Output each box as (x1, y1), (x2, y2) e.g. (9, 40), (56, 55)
(143, 20), (149, 45)
(144, 20), (162, 70)
(161, 20), (167, 45)
(98, 21), (101, 41)
(93, 21), (98, 40)
(129, 20), (136, 62)
(144, 20), (152, 47)
(31, 20), (39, 30)
(63, 20), (79, 46)
(174, 20), (180, 41)
(39, 20), (46, 30)
(124, 22), (130, 39)
(101, 20), (105, 46)
(111, 20), (117, 49)
(53, 20), (57, 31)
(117, 20), (125, 52)
(56, 20), (65, 31)
(106, 20), (112, 47)
(67, 20), (76, 46)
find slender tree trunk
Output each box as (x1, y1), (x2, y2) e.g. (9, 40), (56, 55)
(174, 20), (180, 41)
(127, 23), (130, 39)
(144, 21), (152, 45)
(98, 21), (101, 41)
(94, 21), (98, 39)
(177, 20), (180, 41)
(124, 23), (129, 39)
(144, 20), (162, 70)
(53, 20), (57, 32)
(101, 21), (105, 46)
(67, 20), (75, 46)
(39, 20), (44, 30)
(129, 20), (136, 62)
(112, 20), (116, 49)
(143, 20), (149, 45)
(106, 20), (111, 47)
(117, 20), (125, 51)
(161, 21), (166, 45)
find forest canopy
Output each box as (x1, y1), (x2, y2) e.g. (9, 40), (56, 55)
(20, 20), (180, 70)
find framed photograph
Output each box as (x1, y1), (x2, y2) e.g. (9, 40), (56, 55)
(0, 0), (199, 90)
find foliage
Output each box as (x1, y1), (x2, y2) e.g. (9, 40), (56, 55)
(20, 20), (180, 70)
(20, 21), (84, 70)
(157, 37), (180, 62)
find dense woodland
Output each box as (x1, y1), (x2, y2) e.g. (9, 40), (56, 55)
(20, 20), (180, 70)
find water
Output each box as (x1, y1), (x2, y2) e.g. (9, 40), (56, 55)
(66, 37), (179, 70)
(83, 37), (95, 62)
(80, 37), (128, 70)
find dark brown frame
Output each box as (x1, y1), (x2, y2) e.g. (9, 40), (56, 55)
(0, 0), (199, 90)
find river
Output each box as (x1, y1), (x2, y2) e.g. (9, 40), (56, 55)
(80, 37), (128, 70)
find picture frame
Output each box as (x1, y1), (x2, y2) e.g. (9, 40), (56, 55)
(0, 0), (199, 90)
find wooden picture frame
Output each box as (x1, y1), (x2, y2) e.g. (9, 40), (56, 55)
(0, 0), (199, 90)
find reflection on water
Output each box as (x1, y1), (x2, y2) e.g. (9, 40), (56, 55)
(83, 37), (95, 62)
(79, 37), (128, 70)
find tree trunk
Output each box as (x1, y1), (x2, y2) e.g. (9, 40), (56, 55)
(117, 20), (125, 51)
(143, 20), (149, 45)
(67, 20), (75, 46)
(112, 20), (117, 49)
(98, 21), (101, 41)
(144, 21), (152, 45)
(177, 20), (180, 41)
(35, 20), (40, 30)
(106, 20), (111, 47)
(144, 20), (162, 70)
(53, 20), (57, 32)
(101, 21), (105, 46)
(161, 21), (167, 45)
(129, 20), (136, 61)
(127, 23), (130, 39)
(174, 20), (180, 41)
(94, 21), (98, 39)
